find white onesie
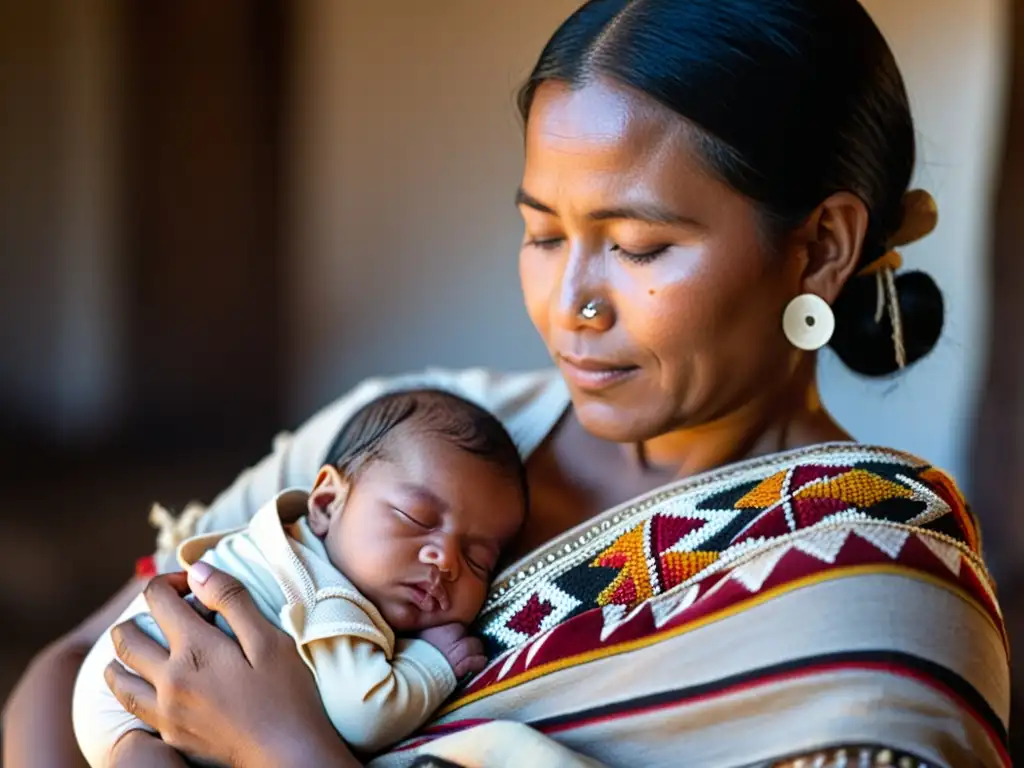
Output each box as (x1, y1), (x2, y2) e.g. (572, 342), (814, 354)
(72, 489), (457, 767)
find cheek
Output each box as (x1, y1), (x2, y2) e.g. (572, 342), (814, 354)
(520, 250), (555, 335)
(619, 245), (778, 361)
(452, 577), (489, 620)
(611, 259), (714, 360)
(333, 513), (411, 571)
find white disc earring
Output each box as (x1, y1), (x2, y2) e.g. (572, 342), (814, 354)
(782, 294), (835, 351)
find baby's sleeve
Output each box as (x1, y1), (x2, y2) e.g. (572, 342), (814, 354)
(72, 592), (161, 768)
(305, 635), (457, 754)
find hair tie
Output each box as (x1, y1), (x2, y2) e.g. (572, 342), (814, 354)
(855, 189), (938, 370)
(888, 189), (940, 248)
(857, 248), (903, 278)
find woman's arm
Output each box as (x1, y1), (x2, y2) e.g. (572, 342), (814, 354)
(2, 577), (144, 768)
(104, 565), (361, 768)
(108, 731), (189, 768)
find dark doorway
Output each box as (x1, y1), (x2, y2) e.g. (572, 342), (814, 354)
(122, 0), (288, 452)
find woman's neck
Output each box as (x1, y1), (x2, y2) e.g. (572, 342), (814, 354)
(634, 360), (851, 479)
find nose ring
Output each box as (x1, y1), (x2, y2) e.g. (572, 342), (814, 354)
(579, 298), (603, 320)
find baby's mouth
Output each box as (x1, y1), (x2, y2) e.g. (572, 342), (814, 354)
(405, 578), (450, 612)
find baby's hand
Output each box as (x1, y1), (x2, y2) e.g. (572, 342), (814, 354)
(417, 623), (487, 679)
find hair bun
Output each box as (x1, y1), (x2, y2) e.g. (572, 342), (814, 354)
(830, 270), (944, 377)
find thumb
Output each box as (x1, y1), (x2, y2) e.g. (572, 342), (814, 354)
(186, 561), (272, 660)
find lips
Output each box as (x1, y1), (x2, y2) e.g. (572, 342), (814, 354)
(405, 577), (450, 613)
(557, 353), (639, 392)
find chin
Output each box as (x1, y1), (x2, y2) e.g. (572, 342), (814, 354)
(379, 602), (422, 633)
(572, 397), (670, 444)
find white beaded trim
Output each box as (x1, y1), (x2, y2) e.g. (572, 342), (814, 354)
(481, 444), (988, 621)
(775, 745), (930, 768)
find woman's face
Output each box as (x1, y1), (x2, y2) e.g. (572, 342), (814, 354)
(518, 78), (804, 445)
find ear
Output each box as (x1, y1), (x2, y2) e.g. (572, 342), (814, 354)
(307, 465), (349, 538)
(792, 192), (870, 303)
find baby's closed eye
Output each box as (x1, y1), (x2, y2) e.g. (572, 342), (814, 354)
(464, 543), (498, 576)
(393, 506), (429, 528)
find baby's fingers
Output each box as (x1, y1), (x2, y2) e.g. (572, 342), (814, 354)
(448, 636), (485, 679)
(454, 653), (488, 680)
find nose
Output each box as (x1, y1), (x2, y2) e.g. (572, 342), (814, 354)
(552, 243), (613, 332)
(419, 535), (459, 581)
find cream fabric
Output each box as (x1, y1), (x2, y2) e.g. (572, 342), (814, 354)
(407, 721), (608, 768)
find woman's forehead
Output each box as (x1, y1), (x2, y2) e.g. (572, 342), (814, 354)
(521, 80), (723, 215)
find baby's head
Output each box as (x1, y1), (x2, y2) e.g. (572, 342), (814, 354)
(306, 389), (527, 632)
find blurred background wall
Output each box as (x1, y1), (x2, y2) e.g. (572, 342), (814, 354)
(0, 0), (125, 443)
(1, 0), (1018, 755)
(0, 0), (290, 707)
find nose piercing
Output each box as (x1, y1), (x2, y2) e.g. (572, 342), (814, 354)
(579, 299), (602, 320)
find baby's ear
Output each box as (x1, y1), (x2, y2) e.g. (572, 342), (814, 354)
(307, 465), (349, 537)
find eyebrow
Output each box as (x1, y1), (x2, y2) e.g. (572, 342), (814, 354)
(515, 187), (701, 228)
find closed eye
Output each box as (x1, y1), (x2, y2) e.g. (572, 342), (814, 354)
(464, 546), (496, 578)
(610, 243), (670, 263)
(524, 236), (565, 251)
(393, 507), (430, 529)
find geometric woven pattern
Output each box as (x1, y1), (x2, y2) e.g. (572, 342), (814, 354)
(474, 445), (987, 658)
(482, 580), (581, 649)
(464, 518), (1002, 702)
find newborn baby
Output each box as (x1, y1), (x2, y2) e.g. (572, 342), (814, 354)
(73, 389), (528, 767)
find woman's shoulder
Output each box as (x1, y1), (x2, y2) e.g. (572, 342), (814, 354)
(308, 363), (566, 425)
(710, 443), (997, 623)
(308, 365), (562, 418)
(733, 442), (983, 557)
(288, 365), (567, 468)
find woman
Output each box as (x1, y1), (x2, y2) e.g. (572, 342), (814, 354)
(4, 0), (1009, 766)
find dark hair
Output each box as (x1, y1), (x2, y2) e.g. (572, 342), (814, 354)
(518, 0), (944, 376)
(325, 388), (529, 507)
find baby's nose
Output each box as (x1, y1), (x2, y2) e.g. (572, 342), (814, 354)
(420, 541), (458, 580)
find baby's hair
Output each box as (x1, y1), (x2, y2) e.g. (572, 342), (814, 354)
(324, 389), (529, 507)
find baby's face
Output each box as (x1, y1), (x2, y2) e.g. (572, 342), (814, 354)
(308, 433), (525, 632)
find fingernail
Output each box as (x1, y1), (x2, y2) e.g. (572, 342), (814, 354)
(189, 561), (212, 585)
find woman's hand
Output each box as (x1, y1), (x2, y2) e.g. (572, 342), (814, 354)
(104, 564), (360, 768)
